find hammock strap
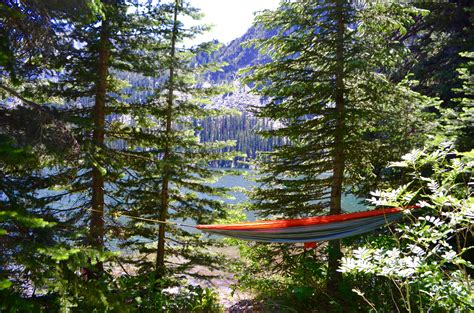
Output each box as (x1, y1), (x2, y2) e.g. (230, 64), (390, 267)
(86, 208), (196, 229)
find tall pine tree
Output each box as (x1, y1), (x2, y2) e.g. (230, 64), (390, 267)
(0, 1), (124, 309)
(113, 0), (236, 280)
(244, 0), (434, 293)
(401, 0), (473, 106)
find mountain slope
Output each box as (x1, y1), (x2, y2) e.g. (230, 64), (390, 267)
(196, 26), (282, 167)
(196, 25), (275, 83)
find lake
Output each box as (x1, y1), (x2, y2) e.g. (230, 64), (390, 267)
(211, 170), (368, 220)
(40, 169), (368, 228)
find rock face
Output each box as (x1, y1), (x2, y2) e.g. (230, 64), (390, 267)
(196, 25), (275, 84)
(196, 25), (275, 114)
(195, 26), (283, 168)
(206, 81), (266, 114)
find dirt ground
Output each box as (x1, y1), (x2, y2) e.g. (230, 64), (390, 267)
(184, 246), (255, 311)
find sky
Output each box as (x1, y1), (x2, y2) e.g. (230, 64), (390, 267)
(187, 0), (279, 45)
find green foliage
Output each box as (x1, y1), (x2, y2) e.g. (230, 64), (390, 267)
(0, 132), (82, 307)
(0, 246), (124, 311)
(247, 0), (433, 216)
(242, 0), (434, 283)
(0, 0), (100, 82)
(108, 0), (238, 277)
(405, 1), (473, 105)
(118, 274), (223, 312)
(199, 113), (283, 168)
(232, 242), (325, 310)
(433, 51), (474, 152)
(233, 241), (386, 311)
(340, 145), (473, 311)
(0, 279), (12, 290)
(1, 0), (230, 310)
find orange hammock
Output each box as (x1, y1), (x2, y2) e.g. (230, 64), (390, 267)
(197, 206), (417, 243)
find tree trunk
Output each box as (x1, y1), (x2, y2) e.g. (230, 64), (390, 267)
(89, 13), (110, 273)
(156, 0), (179, 278)
(327, 0), (345, 294)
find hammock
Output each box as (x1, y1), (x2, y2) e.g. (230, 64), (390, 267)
(197, 206), (415, 243)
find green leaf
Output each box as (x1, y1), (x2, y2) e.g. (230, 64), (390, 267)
(0, 279), (12, 290)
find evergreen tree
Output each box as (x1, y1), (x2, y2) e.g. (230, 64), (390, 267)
(244, 0), (434, 293)
(402, 0), (473, 105)
(0, 1), (123, 309)
(199, 112), (286, 168)
(433, 51), (474, 152)
(43, 0), (122, 277)
(44, 0), (178, 277)
(113, 0), (236, 280)
(2, 0), (234, 306)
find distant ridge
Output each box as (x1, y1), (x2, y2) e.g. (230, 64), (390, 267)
(195, 25), (284, 168)
(196, 25), (276, 83)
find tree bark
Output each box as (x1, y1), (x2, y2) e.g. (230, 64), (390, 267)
(327, 0), (345, 294)
(156, 0), (179, 278)
(89, 13), (110, 273)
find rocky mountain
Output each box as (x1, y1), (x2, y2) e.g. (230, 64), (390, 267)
(196, 26), (282, 167)
(196, 25), (275, 83)
(203, 81), (266, 113)
(1, 25), (277, 168)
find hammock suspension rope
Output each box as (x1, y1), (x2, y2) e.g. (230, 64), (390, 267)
(86, 206), (417, 242)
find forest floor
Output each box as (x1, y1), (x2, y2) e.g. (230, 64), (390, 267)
(112, 246), (266, 311)
(184, 246), (256, 312)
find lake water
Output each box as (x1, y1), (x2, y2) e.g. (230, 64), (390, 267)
(211, 170), (367, 220)
(40, 169), (368, 228)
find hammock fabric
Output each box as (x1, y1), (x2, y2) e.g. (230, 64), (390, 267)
(197, 207), (414, 243)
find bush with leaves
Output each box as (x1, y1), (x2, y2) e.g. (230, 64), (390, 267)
(116, 273), (223, 312)
(433, 51), (474, 152)
(340, 145), (473, 311)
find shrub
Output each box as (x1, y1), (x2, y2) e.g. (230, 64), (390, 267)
(340, 145), (473, 311)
